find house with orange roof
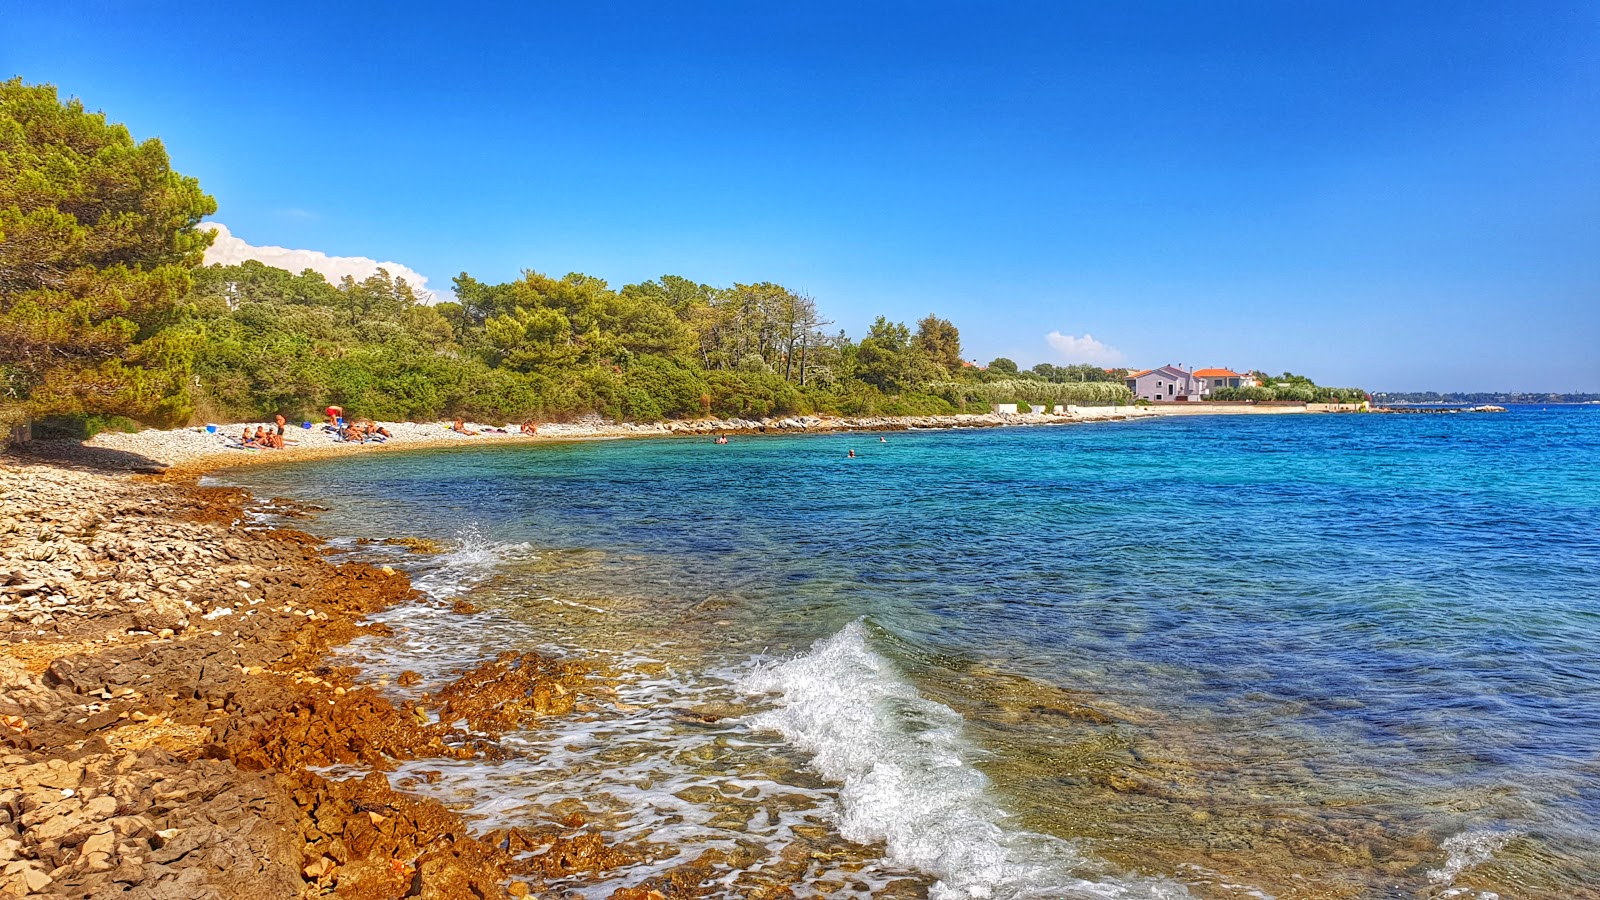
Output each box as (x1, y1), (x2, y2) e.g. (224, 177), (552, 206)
(1194, 367), (1251, 394)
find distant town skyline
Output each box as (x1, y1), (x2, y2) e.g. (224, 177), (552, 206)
(8, 1), (1596, 391)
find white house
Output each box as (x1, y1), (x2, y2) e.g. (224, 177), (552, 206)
(1125, 365), (1206, 402)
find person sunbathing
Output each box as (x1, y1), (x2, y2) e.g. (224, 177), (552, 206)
(520, 421), (538, 435)
(451, 418), (478, 436)
(240, 426), (258, 448)
(254, 426), (277, 449)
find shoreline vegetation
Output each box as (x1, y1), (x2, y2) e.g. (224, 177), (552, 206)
(0, 78), (1366, 449)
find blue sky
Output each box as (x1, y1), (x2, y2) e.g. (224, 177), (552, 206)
(6, 1), (1597, 391)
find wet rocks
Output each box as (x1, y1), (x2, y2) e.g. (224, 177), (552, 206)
(428, 650), (587, 735)
(1, 449), (639, 899)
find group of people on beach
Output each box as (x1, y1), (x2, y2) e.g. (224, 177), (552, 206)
(241, 415), (287, 449)
(448, 418), (539, 436)
(323, 407), (391, 443)
(339, 420), (392, 443)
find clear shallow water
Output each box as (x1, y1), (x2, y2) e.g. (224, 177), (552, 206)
(222, 407), (1600, 899)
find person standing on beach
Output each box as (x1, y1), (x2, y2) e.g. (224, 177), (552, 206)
(275, 414), (286, 437)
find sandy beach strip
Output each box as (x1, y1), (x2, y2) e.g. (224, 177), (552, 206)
(80, 403), (1331, 475)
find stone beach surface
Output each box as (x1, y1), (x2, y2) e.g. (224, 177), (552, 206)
(0, 441), (739, 899)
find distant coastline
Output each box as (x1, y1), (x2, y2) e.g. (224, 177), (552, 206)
(1372, 391), (1599, 404)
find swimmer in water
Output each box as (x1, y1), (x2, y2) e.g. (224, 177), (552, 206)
(879, 436), (887, 443)
(847, 449), (856, 458)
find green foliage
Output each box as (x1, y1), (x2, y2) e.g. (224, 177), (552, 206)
(912, 314), (962, 373)
(1211, 383), (1367, 403)
(1026, 363), (1126, 383)
(1, 79), (216, 425)
(930, 379), (1133, 407)
(1210, 386), (1276, 402)
(4, 84), (1364, 431)
(31, 413), (140, 440)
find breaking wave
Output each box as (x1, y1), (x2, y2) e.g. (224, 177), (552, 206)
(740, 619), (1190, 900)
(409, 522), (530, 600)
(1428, 828), (1518, 888)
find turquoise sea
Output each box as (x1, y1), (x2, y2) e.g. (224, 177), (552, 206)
(221, 407), (1600, 899)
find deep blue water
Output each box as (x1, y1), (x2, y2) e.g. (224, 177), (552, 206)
(226, 407), (1600, 898)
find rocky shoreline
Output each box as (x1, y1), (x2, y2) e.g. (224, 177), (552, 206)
(0, 442), (756, 899)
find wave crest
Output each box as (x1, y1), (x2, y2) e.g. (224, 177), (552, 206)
(740, 619), (1188, 900)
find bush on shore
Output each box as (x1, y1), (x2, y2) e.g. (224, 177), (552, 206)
(928, 379), (1133, 407)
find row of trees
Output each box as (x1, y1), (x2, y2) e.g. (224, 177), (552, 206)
(1, 80), (1358, 431)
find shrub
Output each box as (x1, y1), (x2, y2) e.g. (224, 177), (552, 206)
(927, 380), (1132, 407)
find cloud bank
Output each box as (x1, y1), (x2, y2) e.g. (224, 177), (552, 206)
(1045, 331), (1125, 366)
(203, 222), (445, 301)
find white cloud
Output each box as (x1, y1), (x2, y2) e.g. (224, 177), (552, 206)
(203, 222), (447, 302)
(1045, 331), (1125, 366)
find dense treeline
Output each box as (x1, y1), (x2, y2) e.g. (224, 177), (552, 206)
(177, 263), (1004, 423)
(0, 80), (1132, 430)
(5, 80), (1378, 432)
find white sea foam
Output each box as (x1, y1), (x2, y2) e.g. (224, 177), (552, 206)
(409, 523), (531, 600)
(327, 531), (1192, 898)
(740, 620), (1190, 900)
(1428, 828), (1517, 887)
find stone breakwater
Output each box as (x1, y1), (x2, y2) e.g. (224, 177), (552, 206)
(0, 445), (769, 900)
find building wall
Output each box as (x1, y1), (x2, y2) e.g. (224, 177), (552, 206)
(1130, 369), (1204, 401)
